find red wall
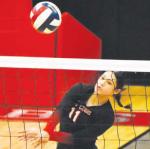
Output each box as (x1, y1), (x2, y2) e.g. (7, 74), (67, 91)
(0, 1), (102, 107)
(0, 0), (55, 57)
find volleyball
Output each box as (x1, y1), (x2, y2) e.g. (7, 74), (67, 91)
(30, 1), (62, 34)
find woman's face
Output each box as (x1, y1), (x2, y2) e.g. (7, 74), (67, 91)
(94, 71), (119, 96)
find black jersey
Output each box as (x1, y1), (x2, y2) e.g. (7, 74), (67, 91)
(57, 83), (114, 149)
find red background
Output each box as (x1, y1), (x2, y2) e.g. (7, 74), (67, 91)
(0, 1), (101, 106)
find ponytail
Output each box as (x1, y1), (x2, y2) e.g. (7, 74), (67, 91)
(114, 93), (131, 109)
(113, 71), (131, 109)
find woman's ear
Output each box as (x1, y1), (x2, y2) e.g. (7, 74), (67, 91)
(114, 89), (122, 95)
(114, 88), (126, 95)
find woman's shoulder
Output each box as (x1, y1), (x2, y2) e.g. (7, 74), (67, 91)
(104, 101), (115, 122)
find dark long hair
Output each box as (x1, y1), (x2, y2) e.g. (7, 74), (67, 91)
(113, 72), (131, 109)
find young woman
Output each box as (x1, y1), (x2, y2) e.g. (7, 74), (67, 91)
(18, 71), (124, 149)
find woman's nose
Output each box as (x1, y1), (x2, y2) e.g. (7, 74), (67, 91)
(101, 81), (105, 86)
(98, 80), (105, 86)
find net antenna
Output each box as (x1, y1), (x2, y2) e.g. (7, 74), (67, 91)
(0, 56), (150, 72)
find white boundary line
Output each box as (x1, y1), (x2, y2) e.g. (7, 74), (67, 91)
(0, 56), (150, 72)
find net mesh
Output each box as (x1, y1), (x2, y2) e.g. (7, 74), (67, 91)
(0, 56), (150, 149)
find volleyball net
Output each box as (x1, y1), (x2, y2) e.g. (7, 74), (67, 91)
(0, 56), (150, 149)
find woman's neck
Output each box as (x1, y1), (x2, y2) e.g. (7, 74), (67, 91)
(96, 94), (109, 105)
(86, 94), (109, 107)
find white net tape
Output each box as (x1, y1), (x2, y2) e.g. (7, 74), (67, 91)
(0, 56), (150, 72)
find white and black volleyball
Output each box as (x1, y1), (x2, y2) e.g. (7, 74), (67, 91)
(30, 1), (62, 34)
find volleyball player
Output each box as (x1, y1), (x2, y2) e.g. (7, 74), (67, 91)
(18, 71), (125, 149)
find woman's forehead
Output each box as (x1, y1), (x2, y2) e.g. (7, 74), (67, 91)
(101, 71), (116, 80)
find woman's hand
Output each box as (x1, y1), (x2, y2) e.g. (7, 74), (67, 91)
(17, 128), (50, 148)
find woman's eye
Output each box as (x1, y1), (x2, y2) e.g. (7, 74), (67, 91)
(101, 77), (104, 80)
(107, 81), (112, 85)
